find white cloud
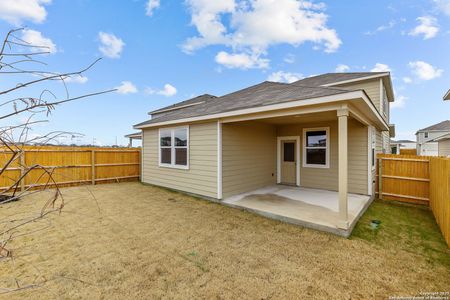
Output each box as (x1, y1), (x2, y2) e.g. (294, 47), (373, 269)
(20, 29), (56, 54)
(391, 95), (407, 109)
(371, 63), (391, 72)
(267, 71), (303, 83)
(284, 53), (295, 64)
(64, 75), (88, 84)
(409, 16), (439, 39)
(0, 0), (51, 25)
(335, 64), (350, 72)
(145, 83), (177, 97)
(365, 20), (396, 35)
(434, 0), (450, 16)
(408, 61), (443, 80)
(146, 0), (160, 16)
(183, 0), (341, 69)
(98, 32), (125, 59)
(402, 77), (412, 83)
(215, 51), (269, 69)
(115, 81), (138, 94)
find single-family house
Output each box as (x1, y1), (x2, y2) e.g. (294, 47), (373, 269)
(390, 139), (417, 155)
(416, 120), (450, 156)
(134, 72), (395, 236)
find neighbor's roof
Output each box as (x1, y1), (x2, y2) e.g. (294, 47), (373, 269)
(417, 120), (450, 133)
(391, 139), (416, 143)
(125, 132), (142, 139)
(444, 89), (450, 100)
(134, 81), (354, 127)
(430, 133), (450, 142)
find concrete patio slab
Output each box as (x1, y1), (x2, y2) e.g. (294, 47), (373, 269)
(223, 185), (372, 237)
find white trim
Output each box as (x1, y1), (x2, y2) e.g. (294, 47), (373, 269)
(367, 126), (372, 196)
(134, 90), (389, 131)
(370, 126), (376, 171)
(302, 127), (330, 169)
(149, 101), (205, 115)
(322, 73), (390, 87)
(158, 126), (190, 170)
(141, 129), (144, 182)
(277, 136), (300, 186)
(217, 121), (222, 199)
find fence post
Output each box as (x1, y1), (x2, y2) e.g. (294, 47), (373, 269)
(20, 150), (25, 192)
(378, 157), (383, 200)
(91, 150), (95, 185)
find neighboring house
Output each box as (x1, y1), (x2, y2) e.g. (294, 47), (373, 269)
(134, 72), (395, 232)
(125, 132), (142, 147)
(444, 89), (450, 100)
(429, 133), (450, 157)
(390, 139), (416, 154)
(416, 120), (450, 156)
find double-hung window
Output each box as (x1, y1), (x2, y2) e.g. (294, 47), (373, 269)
(303, 127), (329, 168)
(159, 126), (189, 169)
(371, 127), (376, 169)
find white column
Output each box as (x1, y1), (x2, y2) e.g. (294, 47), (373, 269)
(337, 108), (349, 228)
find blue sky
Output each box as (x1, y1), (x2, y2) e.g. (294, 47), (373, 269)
(0, 0), (449, 146)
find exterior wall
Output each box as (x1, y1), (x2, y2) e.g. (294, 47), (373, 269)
(277, 118), (368, 195)
(142, 121), (218, 198)
(438, 139), (450, 156)
(336, 79), (382, 116)
(222, 122), (277, 199)
(417, 131), (450, 156)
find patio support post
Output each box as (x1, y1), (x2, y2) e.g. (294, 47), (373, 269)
(337, 107), (349, 228)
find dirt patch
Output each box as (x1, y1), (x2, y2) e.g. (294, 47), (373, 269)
(0, 182), (449, 299)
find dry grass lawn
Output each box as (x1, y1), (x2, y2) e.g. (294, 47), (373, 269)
(0, 182), (449, 299)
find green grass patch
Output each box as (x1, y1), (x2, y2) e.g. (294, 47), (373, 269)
(352, 199), (450, 269)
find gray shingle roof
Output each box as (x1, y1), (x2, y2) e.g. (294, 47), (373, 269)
(135, 81), (353, 127)
(417, 120), (450, 132)
(291, 72), (387, 87)
(150, 94), (217, 115)
(391, 139), (415, 143)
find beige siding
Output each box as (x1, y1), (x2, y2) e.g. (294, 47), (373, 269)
(222, 122), (277, 199)
(142, 122), (217, 198)
(277, 119), (368, 194)
(336, 79), (382, 115)
(438, 140), (450, 156)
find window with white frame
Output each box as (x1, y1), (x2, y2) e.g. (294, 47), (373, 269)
(159, 127), (189, 169)
(303, 128), (329, 168)
(371, 127), (376, 169)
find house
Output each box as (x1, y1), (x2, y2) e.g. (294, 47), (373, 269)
(125, 132), (142, 147)
(134, 72), (395, 236)
(444, 89), (450, 100)
(390, 139), (417, 155)
(416, 120), (450, 156)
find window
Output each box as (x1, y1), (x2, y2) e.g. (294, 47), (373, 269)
(283, 142), (295, 162)
(159, 127), (189, 169)
(303, 128), (329, 168)
(382, 89), (388, 117)
(424, 132), (429, 139)
(370, 127), (376, 170)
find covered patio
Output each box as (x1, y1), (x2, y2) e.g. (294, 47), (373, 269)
(223, 185), (372, 237)
(219, 102), (385, 236)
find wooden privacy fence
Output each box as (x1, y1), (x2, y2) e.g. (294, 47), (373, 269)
(377, 154), (450, 246)
(0, 146), (141, 191)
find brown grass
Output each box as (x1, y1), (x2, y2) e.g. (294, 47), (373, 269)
(1, 182), (449, 299)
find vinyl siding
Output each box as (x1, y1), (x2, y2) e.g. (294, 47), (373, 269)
(277, 119), (368, 194)
(142, 122), (218, 198)
(336, 79), (382, 117)
(438, 140), (450, 156)
(222, 122), (277, 199)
